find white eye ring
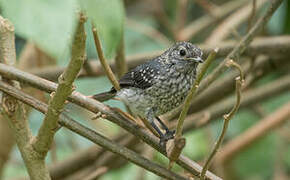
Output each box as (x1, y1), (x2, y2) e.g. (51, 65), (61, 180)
(179, 49), (186, 56)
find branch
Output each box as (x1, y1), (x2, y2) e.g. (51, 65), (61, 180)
(200, 61), (244, 180)
(49, 132), (130, 179)
(176, 48), (218, 138)
(0, 113), (14, 178)
(27, 36), (290, 81)
(216, 102), (290, 165)
(166, 137), (186, 170)
(92, 27), (120, 90)
(178, 0), (249, 41)
(0, 15), (44, 180)
(0, 64), (221, 180)
(0, 15), (18, 179)
(166, 49), (218, 173)
(184, 55), (289, 115)
(205, 0), (267, 45)
(126, 18), (171, 46)
(198, 0), (283, 93)
(175, 0), (188, 33)
(83, 167), (108, 180)
(193, 0), (220, 18)
(0, 81), (190, 180)
(115, 34), (128, 78)
(182, 74), (290, 132)
(149, 0), (176, 39)
(32, 14), (86, 156)
(247, 0), (257, 32)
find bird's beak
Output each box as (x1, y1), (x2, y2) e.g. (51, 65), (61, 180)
(186, 57), (204, 63)
(194, 56), (204, 63)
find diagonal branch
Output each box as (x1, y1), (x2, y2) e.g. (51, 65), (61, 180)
(216, 102), (290, 165)
(178, 0), (249, 41)
(205, 0), (267, 45)
(181, 74), (290, 132)
(0, 64), (221, 180)
(197, 0), (283, 93)
(32, 14), (87, 156)
(27, 36), (290, 81)
(0, 81), (190, 180)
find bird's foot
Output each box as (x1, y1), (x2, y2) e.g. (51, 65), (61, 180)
(165, 129), (175, 139)
(159, 130), (176, 148)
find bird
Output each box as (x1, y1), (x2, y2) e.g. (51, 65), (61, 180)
(92, 42), (203, 146)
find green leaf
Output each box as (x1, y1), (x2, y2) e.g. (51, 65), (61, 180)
(79, 0), (124, 58)
(0, 0), (77, 59)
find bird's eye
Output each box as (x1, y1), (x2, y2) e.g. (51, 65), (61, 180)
(179, 49), (186, 56)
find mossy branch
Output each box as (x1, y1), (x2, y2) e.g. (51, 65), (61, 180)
(32, 14), (87, 156)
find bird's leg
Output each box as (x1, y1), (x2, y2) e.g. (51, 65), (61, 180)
(150, 121), (167, 148)
(155, 116), (175, 140)
(156, 117), (171, 132)
(147, 110), (168, 147)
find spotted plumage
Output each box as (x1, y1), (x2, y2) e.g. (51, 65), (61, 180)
(93, 42), (203, 145)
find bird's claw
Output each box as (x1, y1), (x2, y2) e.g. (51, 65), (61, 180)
(159, 130), (176, 149)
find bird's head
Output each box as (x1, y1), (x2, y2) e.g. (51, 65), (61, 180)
(162, 42), (203, 72)
(169, 42), (203, 63)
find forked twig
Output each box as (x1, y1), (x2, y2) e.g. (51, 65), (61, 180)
(200, 60), (244, 180)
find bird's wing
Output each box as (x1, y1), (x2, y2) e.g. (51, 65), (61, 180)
(118, 60), (160, 90)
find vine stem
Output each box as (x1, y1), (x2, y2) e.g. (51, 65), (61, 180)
(200, 61), (244, 180)
(175, 48), (219, 138)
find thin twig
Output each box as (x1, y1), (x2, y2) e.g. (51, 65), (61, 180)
(206, 0), (267, 45)
(115, 34), (127, 78)
(193, 0), (220, 18)
(200, 61), (244, 180)
(149, 0), (176, 38)
(198, 0), (283, 93)
(83, 167), (108, 180)
(28, 36), (290, 81)
(32, 14), (86, 156)
(175, 0), (188, 34)
(49, 132), (130, 179)
(0, 64), (221, 180)
(0, 81), (190, 180)
(181, 74), (290, 132)
(176, 48), (218, 138)
(216, 102), (290, 165)
(180, 55), (289, 116)
(92, 26), (120, 90)
(126, 19), (171, 46)
(225, 60), (244, 81)
(178, 0), (249, 41)
(247, 0), (257, 32)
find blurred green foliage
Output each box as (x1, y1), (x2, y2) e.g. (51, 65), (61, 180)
(0, 0), (125, 60)
(0, 0), (290, 180)
(0, 0), (77, 60)
(79, 0), (125, 58)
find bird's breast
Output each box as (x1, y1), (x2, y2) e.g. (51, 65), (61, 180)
(146, 70), (196, 115)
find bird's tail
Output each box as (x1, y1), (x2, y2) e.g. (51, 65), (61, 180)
(92, 90), (116, 102)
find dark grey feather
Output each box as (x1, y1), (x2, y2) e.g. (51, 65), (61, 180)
(117, 60), (161, 90)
